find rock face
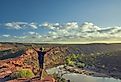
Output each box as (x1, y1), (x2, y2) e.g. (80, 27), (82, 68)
(45, 47), (67, 68)
(0, 44), (67, 81)
(0, 43), (15, 50)
(1, 43), (121, 81)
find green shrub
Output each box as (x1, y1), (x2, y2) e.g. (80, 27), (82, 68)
(10, 69), (35, 79)
(65, 58), (75, 66)
(76, 62), (85, 68)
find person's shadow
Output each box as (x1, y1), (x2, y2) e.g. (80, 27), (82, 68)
(0, 75), (31, 82)
(0, 76), (8, 82)
(0, 75), (16, 82)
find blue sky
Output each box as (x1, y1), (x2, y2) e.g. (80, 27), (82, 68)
(0, 0), (121, 43)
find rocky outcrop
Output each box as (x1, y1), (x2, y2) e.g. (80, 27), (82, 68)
(0, 46), (67, 81)
(0, 43), (15, 50)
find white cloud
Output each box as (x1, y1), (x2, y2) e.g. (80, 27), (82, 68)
(2, 34), (10, 37)
(2, 21), (121, 43)
(43, 22), (121, 41)
(29, 22), (38, 29)
(41, 22), (60, 30)
(18, 36), (27, 39)
(4, 22), (38, 29)
(28, 31), (42, 38)
(5, 22), (22, 29)
(28, 31), (42, 37)
(80, 22), (101, 32)
(28, 31), (36, 35)
(65, 22), (78, 30)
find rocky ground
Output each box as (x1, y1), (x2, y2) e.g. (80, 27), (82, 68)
(1, 43), (121, 81)
(0, 44), (62, 82)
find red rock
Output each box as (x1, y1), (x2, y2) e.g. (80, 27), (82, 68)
(42, 76), (56, 82)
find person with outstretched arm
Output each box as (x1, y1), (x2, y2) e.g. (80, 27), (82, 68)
(32, 45), (54, 79)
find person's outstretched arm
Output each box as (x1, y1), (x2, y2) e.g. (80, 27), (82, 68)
(32, 45), (38, 52)
(46, 47), (55, 53)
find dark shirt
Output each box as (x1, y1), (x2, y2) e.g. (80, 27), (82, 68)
(37, 51), (46, 64)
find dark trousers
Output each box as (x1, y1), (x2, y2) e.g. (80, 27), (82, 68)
(39, 63), (44, 69)
(39, 62), (44, 79)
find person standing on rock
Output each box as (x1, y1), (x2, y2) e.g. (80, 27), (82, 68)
(32, 45), (54, 79)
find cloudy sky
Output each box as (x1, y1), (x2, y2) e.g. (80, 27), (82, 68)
(0, 0), (121, 43)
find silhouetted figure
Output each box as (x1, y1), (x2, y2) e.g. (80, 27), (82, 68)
(32, 45), (54, 79)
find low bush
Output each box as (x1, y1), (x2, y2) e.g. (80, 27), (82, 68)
(76, 62), (85, 68)
(9, 69), (35, 80)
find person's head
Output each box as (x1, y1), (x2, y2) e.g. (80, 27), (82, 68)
(39, 47), (43, 51)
